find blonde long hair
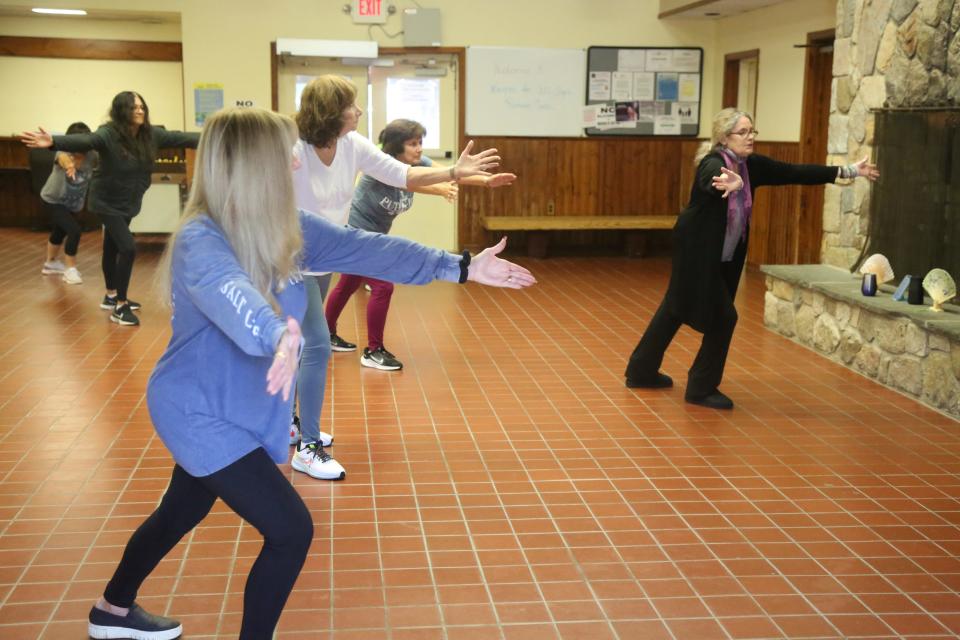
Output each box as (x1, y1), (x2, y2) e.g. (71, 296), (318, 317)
(694, 108), (753, 164)
(156, 107), (303, 310)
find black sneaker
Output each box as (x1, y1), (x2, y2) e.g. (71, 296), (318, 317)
(111, 303), (140, 326)
(330, 333), (357, 352)
(360, 346), (403, 371)
(88, 602), (182, 640)
(101, 295), (142, 311)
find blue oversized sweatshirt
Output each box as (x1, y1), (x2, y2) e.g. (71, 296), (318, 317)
(148, 211), (461, 476)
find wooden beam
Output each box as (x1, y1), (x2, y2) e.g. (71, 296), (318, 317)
(0, 35), (181, 61)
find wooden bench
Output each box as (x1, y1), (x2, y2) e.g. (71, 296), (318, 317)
(480, 215), (677, 258)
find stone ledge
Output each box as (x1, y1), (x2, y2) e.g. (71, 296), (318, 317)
(762, 264), (960, 418)
(761, 264), (960, 341)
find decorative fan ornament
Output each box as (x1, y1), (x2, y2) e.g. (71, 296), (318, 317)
(922, 268), (956, 312)
(859, 254), (895, 284)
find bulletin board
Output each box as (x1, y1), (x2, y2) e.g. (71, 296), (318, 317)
(585, 46), (703, 137)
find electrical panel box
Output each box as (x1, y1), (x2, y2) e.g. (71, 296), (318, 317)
(403, 8), (441, 47)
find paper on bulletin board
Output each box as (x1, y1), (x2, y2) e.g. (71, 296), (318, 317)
(633, 72), (655, 101)
(596, 104), (617, 128)
(656, 73), (679, 101)
(672, 102), (698, 125)
(611, 72), (633, 101)
(588, 71), (611, 101)
(654, 115), (680, 135)
(673, 50), (701, 72)
(679, 74), (700, 102)
(582, 105), (599, 128)
(645, 50), (674, 72)
(194, 83), (224, 126)
(617, 49), (646, 71)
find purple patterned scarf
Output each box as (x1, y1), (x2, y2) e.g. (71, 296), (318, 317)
(719, 147), (752, 261)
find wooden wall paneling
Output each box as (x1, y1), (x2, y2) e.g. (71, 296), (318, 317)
(0, 35), (182, 61)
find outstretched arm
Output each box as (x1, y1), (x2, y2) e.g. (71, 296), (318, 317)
(406, 141), (500, 189)
(300, 212), (535, 290)
(410, 181), (459, 202)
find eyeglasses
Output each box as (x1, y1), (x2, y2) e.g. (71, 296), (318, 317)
(731, 129), (758, 138)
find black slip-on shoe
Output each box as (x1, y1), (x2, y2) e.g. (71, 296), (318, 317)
(685, 391), (734, 410)
(625, 372), (673, 389)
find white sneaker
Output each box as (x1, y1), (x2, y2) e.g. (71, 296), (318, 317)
(41, 260), (66, 275)
(290, 416), (333, 447)
(62, 267), (83, 284)
(292, 442), (345, 480)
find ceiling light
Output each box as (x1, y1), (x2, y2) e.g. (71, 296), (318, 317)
(32, 7), (88, 15)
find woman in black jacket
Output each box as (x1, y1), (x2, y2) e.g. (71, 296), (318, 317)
(625, 108), (878, 409)
(22, 91), (199, 326)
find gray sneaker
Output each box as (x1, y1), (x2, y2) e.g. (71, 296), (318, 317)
(88, 602), (182, 640)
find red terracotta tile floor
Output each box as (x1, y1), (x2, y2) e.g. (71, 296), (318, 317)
(1, 227), (959, 639)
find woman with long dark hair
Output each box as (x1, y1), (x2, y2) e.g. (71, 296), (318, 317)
(22, 91), (200, 326)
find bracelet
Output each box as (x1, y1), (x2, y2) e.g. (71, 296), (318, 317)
(839, 163), (858, 179)
(449, 166), (457, 181)
(458, 250), (471, 284)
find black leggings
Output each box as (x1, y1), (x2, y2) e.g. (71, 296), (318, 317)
(45, 202), (82, 256)
(98, 214), (136, 300)
(103, 448), (313, 639)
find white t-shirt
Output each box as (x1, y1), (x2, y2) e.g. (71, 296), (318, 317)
(291, 131), (409, 226)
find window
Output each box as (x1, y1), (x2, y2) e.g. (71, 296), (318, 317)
(385, 77), (440, 149)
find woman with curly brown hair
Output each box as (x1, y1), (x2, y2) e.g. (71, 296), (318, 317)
(289, 75), (508, 481)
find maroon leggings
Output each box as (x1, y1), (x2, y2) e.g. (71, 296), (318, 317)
(324, 274), (394, 350)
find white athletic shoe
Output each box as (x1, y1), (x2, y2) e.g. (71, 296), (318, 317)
(41, 260), (66, 275)
(292, 442), (345, 480)
(62, 267), (83, 284)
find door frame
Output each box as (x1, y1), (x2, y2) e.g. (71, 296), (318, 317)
(270, 44), (466, 246)
(722, 48), (759, 111)
(796, 28), (835, 264)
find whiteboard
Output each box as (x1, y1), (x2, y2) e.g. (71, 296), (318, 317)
(466, 46), (586, 137)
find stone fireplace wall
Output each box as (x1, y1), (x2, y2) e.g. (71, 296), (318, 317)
(822, 0), (960, 269)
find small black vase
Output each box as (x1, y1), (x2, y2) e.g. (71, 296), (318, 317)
(861, 273), (877, 296)
(908, 276), (924, 305)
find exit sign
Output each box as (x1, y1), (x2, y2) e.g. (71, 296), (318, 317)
(352, 0), (387, 24)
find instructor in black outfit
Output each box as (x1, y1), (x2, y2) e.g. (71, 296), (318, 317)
(22, 91), (200, 327)
(625, 108), (878, 410)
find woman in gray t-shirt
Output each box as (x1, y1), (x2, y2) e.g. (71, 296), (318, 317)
(324, 119), (516, 371)
(39, 121), (98, 285)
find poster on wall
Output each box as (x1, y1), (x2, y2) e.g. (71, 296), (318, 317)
(584, 46), (702, 137)
(194, 83), (224, 126)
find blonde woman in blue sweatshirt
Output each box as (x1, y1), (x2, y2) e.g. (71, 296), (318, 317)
(85, 107), (534, 640)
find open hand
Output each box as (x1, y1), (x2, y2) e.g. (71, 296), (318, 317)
(712, 166), (743, 199)
(441, 181), (459, 202)
(57, 153), (77, 180)
(266, 317), (302, 401)
(467, 237), (536, 289)
(485, 172), (517, 189)
(21, 127), (53, 149)
(854, 156), (879, 181)
(454, 140), (500, 179)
